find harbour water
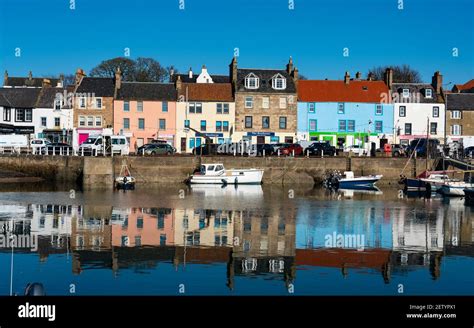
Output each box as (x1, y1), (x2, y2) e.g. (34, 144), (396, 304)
(0, 184), (472, 296)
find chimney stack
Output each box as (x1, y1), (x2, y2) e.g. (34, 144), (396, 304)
(384, 68), (393, 88)
(432, 71), (443, 94)
(188, 67), (193, 79)
(57, 74), (64, 87)
(355, 71), (361, 80)
(28, 71), (33, 80)
(293, 67), (299, 89)
(3, 70), (8, 86)
(75, 68), (85, 86)
(42, 78), (51, 88)
(286, 56), (293, 74)
(176, 75), (182, 94)
(344, 71), (350, 84)
(115, 67), (122, 90)
(169, 66), (175, 78)
(229, 56), (238, 86)
(367, 72), (374, 81)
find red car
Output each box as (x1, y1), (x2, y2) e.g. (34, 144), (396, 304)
(279, 143), (303, 156)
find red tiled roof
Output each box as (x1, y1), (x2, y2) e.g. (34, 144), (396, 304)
(298, 80), (390, 103)
(180, 83), (234, 102)
(453, 79), (474, 92)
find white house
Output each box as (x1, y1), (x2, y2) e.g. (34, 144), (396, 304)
(391, 72), (446, 145)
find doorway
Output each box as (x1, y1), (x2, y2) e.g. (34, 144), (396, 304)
(257, 136), (265, 144)
(181, 137), (187, 153)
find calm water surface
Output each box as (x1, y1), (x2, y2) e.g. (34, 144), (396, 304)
(0, 184), (472, 295)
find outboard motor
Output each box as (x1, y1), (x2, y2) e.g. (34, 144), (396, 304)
(24, 283), (45, 296)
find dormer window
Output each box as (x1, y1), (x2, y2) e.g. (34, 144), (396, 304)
(54, 99), (62, 110)
(402, 89), (410, 98)
(272, 74), (286, 90)
(245, 73), (259, 89)
(425, 89), (433, 98)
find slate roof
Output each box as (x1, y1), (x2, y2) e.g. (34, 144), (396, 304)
(235, 68), (296, 94)
(178, 83), (233, 102)
(171, 74), (230, 83)
(0, 87), (41, 107)
(5, 77), (59, 88)
(76, 77), (115, 97)
(391, 83), (444, 103)
(446, 93), (474, 110)
(36, 87), (72, 109)
(298, 80), (388, 103)
(116, 82), (177, 101)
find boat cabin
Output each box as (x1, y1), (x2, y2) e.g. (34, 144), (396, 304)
(199, 164), (225, 176)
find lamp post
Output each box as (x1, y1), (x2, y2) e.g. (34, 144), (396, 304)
(10, 233), (15, 296)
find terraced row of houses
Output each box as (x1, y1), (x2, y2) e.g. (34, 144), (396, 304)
(1, 57), (473, 153)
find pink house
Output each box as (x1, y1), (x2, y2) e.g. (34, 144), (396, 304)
(114, 82), (177, 152)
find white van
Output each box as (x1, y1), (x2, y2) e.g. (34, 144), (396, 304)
(79, 135), (129, 155)
(0, 134), (28, 148)
(30, 138), (51, 153)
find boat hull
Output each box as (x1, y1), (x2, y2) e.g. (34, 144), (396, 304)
(338, 176), (382, 189)
(189, 169), (264, 185)
(440, 183), (474, 196)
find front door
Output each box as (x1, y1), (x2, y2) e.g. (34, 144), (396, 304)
(257, 136), (265, 144)
(284, 136), (293, 143)
(181, 137), (187, 153)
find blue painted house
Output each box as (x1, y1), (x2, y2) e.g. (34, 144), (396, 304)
(297, 72), (394, 150)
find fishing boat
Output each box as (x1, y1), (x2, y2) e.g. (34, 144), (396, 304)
(464, 188), (474, 205)
(115, 161), (136, 190)
(403, 170), (454, 192)
(325, 171), (382, 190)
(187, 163), (264, 185)
(439, 181), (474, 196)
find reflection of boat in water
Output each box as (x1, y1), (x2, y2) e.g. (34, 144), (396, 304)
(187, 163), (264, 185)
(189, 184), (263, 198)
(338, 187), (383, 198)
(464, 188), (474, 206)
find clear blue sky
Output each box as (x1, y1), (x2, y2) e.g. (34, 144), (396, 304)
(0, 0), (473, 85)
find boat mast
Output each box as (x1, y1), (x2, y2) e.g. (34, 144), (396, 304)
(426, 116), (430, 172)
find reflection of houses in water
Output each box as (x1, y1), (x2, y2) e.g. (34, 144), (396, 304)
(228, 209), (296, 289)
(71, 205), (112, 274)
(173, 208), (233, 248)
(111, 208), (175, 247)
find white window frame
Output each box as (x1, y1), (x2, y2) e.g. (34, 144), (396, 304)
(452, 124), (461, 136)
(262, 97), (270, 109)
(451, 110), (461, 119)
(425, 89), (433, 98)
(87, 116), (94, 127)
(79, 97), (86, 109)
(54, 99), (62, 110)
(402, 89), (410, 98)
(41, 117), (47, 127)
(244, 73), (259, 89)
(279, 97), (287, 109)
(79, 116), (85, 127)
(54, 117), (60, 127)
(272, 74), (286, 90)
(245, 96), (253, 108)
(399, 106), (406, 117)
(95, 97), (103, 109)
(95, 116), (102, 127)
(137, 101), (143, 112)
(432, 106), (439, 118)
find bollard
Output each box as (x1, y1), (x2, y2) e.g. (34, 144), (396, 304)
(307, 149), (309, 158)
(278, 149), (280, 157)
(263, 149), (265, 157)
(292, 149), (295, 157)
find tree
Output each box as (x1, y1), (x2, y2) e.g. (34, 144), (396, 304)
(367, 65), (422, 83)
(89, 57), (173, 82)
(90, 57), (136, 80)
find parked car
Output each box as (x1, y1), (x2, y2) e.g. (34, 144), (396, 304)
(391, 144), (407, 157)
(273, 143), (289, 154)
(345, 144), (367, 156)
(43, 142), (73, 155)
(137, 143), (176, 155)
(254, 143), (275, 156)
(464, 146), (474, 158)
(406, 138), (441, 157)
(30, 138), (51, 153)
(304, 141), (336, 156)
(279, 143), (303, 156)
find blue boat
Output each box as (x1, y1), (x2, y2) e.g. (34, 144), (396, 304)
(337, 171), (383, 190)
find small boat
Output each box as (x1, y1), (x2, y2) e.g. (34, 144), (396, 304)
(115, 161), (135, 190)
(464, 188), (474, 205)
(439, 181), (474, 196)
(325, 171), (382, 190)
(402, 170), (455, 192)
(187, 163), (264, 185)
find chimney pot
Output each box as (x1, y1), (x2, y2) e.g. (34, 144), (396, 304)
(344, 71), (350, 84)
(188, 67), (193, 79)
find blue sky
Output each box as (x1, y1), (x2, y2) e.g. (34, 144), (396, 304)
(0, 0), (473, 85)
